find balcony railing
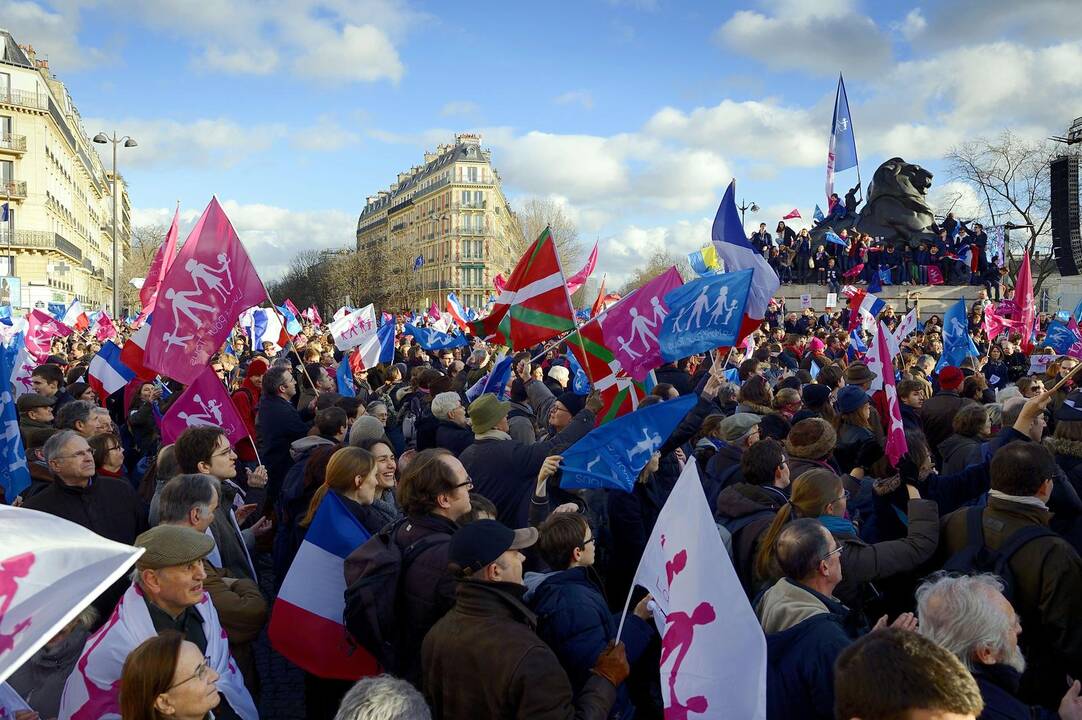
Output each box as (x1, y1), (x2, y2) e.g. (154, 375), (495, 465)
(0, 180), (27, 199)
(0, 88), (49, 111)
(0, 133), (27, 154)
(0, 229), (83, 262)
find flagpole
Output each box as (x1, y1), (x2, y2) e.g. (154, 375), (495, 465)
(264, 290), (318, 396)
(548, 224), (597, 385)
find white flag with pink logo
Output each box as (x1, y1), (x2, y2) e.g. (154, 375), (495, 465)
(0, 505), (143, 685)
(626, 457), (767, 719)
(873, 319), (909, 467)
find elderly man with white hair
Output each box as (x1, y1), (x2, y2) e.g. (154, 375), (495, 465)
(432, 390), (473, 457)
(917, 573), (1082, 720)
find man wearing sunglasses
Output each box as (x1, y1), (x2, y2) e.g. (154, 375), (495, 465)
(59, 525), (258, 720)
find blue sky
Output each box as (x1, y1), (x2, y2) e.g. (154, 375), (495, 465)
(5, 0), (1081, 284)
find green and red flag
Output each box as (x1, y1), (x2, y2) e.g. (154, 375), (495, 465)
(471, 227), (576, 349)
(568, 319), (648, 426)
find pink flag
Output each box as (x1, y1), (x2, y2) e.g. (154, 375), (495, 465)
(493, 273), (507, 293)
(139, 205), (180, 316)
(926, 265), (944, 285)
(306, 305), (323, 326)
(566, 241), (598, 295)
(600, 266), (683, 382)
(160, 366), (249, 445)
(782, 208), (801, 220)
(873, 320), (908, 466)
(284, 298), (301, 319)
(94, 311), (118, 342)
(144, 198), (267, 384)
(26, 309), (72, 360)
(984, 303), (1012, 341)
(1016, 253), (1035, 352)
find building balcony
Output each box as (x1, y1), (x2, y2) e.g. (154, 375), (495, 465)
(0, 180), (27, 200)
(0, 229), (83, 262)
(0, 88), (49, 112)
(451, 201), (487, 210)
(0, 133), (27, 155)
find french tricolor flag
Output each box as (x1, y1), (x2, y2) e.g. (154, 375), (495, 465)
(120, 320), (156, 380)
(87, 341), (136, 401)
(268, 491), (378, 679)
(847, 288), (885, 332)
(445, 292), (470, 332)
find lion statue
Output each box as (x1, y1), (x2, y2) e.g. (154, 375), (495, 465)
(810, 157), (937, 248)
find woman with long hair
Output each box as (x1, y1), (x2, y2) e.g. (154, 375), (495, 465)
(120, 631), (220, 720)
(753, 467), (937, 623)
(300, 446), (386, 534)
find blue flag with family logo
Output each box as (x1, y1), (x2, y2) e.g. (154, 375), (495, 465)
(0, 332), (30, 499)
(336, 357), (356, 397)
(658, 268), (753, 361)
(403, 323), (469, 350)
(1044, 320), (1079, 355)
(565, 351), (590, 395)
(936, 298), (980, 371)
(559, 394), (697, 492)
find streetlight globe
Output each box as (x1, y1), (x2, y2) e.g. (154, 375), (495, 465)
(751, 203), (760, 213)
(92, 133), (108, 144)
(124, 138), (138, 147)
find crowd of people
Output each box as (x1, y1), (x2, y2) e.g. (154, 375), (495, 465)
(6, 283), (1082, 720)
(752, 212), (1006, 294)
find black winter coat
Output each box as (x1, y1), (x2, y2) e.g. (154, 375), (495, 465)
(971, 664), (1057, 720)
(434, 420), (474, 457)
(256, 394), (311, 500)
(606, 475), (666, 609)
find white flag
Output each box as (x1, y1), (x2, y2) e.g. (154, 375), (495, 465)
(864, 322), (886, 392)
(627, 458), (767, 719)
(329, 304), (377, 352)
(889, 308), (918, 356)
(0, 505), (143, 685)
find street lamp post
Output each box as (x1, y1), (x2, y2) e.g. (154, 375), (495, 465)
(738, 199), (759, 227)
(92, 132), (136, 315)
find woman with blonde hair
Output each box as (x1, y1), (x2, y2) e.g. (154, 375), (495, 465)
(300, 446), (385, 534)
(754, 467), (937, 623)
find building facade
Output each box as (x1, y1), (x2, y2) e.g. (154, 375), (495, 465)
(0, 29), (130, 313)
(356, 133), (522, 311)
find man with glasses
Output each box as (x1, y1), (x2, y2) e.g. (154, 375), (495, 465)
(755, 518), (914, 720)
(59, 525), (258, 720)
(527, 512), (654, 719)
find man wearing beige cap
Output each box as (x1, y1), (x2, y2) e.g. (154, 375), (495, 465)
(59, 525), (258, 719)
(423, 519), (628, 720)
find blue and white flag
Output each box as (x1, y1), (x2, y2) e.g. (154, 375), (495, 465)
(810, 360), (820, 380)
(936, 298), (980, 371)
(711, 182), (778, 324)
(560, 394), (697, 492)
(848, 328), (868, 362)
(47, 302), (66, 321)
(482, 354), (513, 399)
(277, 304), (302, 336)
(413, 255), (425, 271)
(566, 351), (590, 395)
(826, 73), (858, 201)
(336, 356), (355, 397)
(0, 203), (8, 222)
(0, 334), (31, 498)
(658, 268), (753, 361)
(1072, 297), (1082, 323)
(403, 323), (469, 350)
(814, 205), (825, 223)
(723, 367), (740, 384)
(878, 268), (893, 286)
(824, 231), (847, 247)
(1044, 320), (1078, 355)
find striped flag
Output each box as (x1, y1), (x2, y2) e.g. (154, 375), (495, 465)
(87, 341), (135, 401)
(120, 320), (155, 380)
(268, 492), (378, 679)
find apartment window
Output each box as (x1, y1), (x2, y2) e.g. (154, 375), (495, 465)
(0, 116), (10, 137)
(461, 190), (470, 205)
(0, 160), (11, 183)
(467, 166), (478, 182)
(0, 73), (8, 98)
(473, 191), (483, 206)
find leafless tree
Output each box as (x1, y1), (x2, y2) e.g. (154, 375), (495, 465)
(946, 130), (1058, 294)
(119, 224), (168, 311)
(514, 197), (585, 268)
(619, 247), (691, 295)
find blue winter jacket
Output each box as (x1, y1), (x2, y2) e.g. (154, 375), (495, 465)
(526, 567), (653, 719)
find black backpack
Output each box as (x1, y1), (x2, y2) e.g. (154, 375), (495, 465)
(942, 506), (1055, 601)
(342, 518), (446, 673)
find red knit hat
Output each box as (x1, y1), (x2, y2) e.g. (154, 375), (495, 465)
(939, 366), (964, 391)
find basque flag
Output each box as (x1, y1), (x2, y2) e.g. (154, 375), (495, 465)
(268, 491), (378, 679)
(87, 340), (135, 400)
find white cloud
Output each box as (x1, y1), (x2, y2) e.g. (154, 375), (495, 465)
(2, 0), (113, 71)
(133, 201), (355, 281)
(292, 23), (404, 84)
(602, 218), (714, 285)
(554, 90), (594, 110)
(903, 0), (1082, 48)
(83, 116), (286, 169)
(927, 181), (986, 220)
(715, 2), (892, 77)
(440, 101), (480, 117)
(291, 117), (360, 152)
(891, 8), (926, 41)
(197, 46), (278, 74)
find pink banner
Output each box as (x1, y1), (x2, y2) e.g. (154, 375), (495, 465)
(160, 366), (249, 445)
(94, 311), (117, 342)
(984, 303), (1012, 341)
(1016, 254), (1036, 352)
(600, 266), (684, 382)
(140, 206), (180, 316)
(26, 309), (72, 360)
(144, 198), (266, 384)
(566, 242), (598, 295)
(926, 266), (944, 286)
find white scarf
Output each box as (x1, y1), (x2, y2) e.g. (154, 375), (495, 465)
(58, 584), (258, 720)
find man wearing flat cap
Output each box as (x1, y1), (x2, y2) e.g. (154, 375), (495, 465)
(17, 392), (56, 449)
(703, 412), (761, 507)
(58, 525), (258, 719)
(422, 519), (629, 719)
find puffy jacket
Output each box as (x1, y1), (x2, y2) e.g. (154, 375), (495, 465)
(525, 567), (652, 719)
(422, 579), (616, 720)
(755, 578), (856, 720)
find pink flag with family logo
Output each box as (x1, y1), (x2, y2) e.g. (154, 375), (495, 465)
(159, 366), (248, 445)
(144, 197), (267, 384)
(25, 309), (72, 361)
(600, 267), (683, 382)
(94, 311), (118, 342)
(624, 457), (767, 719)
